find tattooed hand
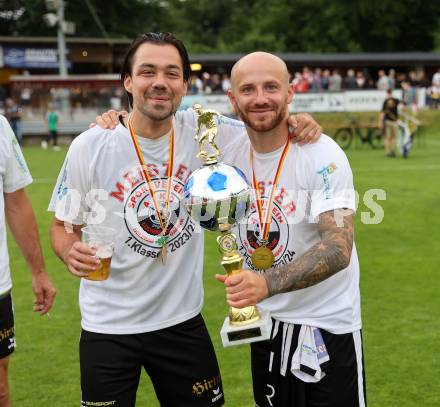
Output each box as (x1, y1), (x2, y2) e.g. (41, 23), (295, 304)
(263, 208), (354, 296)
(215, 271), (269, 309)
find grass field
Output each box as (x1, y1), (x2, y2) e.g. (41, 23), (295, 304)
(7, 111), (440, 406)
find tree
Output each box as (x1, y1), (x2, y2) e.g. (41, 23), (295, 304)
(1, 0), (439, 52)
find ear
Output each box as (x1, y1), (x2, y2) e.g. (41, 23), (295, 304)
(227, 88), (236, 107)
(227, 89), (238, 115)
(124, 74), (132, 94)
(182, 80), (189, 97)
(287, 82), (294, 104)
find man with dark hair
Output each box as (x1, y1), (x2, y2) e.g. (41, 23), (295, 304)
(0, 115), (56, 407)
(380, 89), (400, 157)
(49, 32), (322, 407)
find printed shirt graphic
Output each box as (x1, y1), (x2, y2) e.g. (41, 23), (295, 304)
(48, 109), (247, 334)
(224, 135), (361, 334)
(0, 115), (33, 294)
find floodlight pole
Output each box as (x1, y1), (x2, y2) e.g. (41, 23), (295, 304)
(57, 0), (68, 76)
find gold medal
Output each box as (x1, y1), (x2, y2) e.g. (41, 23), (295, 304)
(251, 246), (275, 270)
(250, 136), (291, 270)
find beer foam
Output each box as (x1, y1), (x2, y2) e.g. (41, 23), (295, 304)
(96, 244), (113, 259)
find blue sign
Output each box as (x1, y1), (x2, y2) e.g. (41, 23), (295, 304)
(2, 46), (71, 69)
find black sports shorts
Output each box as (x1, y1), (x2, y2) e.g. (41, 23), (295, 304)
(80, 314), (224, 407)
(251, 320), (366, 407)
(0, 291), (15, 359)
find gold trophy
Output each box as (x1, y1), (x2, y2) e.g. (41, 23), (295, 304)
(184, 105), (272, 346)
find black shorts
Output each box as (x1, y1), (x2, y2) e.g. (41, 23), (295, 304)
(251, 320), (366, 407)
(80, 314), (224, 407)
(0, 292), (15, 359)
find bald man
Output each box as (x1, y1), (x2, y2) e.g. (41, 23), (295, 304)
(216, 52), (366, 407)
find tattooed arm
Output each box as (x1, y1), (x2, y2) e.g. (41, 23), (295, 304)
(263, 209), (354, 296)
(216, 208), (354, 309)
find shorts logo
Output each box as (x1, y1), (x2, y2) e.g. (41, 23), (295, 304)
(81, 400), (117, 406)
(0, 327), (15, 343)
(8, 337), (16, 350)
(266, 384), (275, 407)
(192, 375), (222, 397)
(211, 386), (223, 403)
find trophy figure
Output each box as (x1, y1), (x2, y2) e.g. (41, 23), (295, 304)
(184, 105), (272, 347)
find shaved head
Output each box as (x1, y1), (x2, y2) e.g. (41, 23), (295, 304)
(227, 51), (293, 133)
(231, 52), (290, 90)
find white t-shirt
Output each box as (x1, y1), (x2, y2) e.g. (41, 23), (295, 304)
(225, 135), (361, 334)
(49, 109), (246, 334)
(0, 115), (33, 294)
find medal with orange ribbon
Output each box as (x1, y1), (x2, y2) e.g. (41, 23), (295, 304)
(128, 116), (174, 265)
(250, 136), (290, 270)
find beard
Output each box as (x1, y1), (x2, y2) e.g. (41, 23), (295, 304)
(138, 90), (181, 122)
(234, 102), (285, 132)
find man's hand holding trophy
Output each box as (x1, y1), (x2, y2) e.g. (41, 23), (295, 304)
(184, 104), (272, 347)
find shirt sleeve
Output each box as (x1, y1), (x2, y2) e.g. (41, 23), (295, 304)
(215, 115), (247, 161)
(48, 135), (91, 225)
(303, 137), (356, 220)
(1, 116), (33, 193)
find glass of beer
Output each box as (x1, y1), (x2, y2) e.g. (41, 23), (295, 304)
(81, 225), (115, 281)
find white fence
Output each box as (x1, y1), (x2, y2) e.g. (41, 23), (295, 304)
(16, 89), (426, 136)
(183, 88), (426, 115)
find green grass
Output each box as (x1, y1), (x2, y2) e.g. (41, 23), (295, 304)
(8, 111), (440, 406)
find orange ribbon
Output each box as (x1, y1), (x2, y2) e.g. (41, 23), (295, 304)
(127, 116), (174, 235)
(250, 135), (291, 242)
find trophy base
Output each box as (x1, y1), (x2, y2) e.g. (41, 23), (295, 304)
(220, 310), (272, 347)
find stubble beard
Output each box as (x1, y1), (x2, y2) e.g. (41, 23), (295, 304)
(138, 91), (182, 122)
(235, 103), (285, 133)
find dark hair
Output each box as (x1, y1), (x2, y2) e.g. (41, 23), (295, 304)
(120, 32), (191, 108)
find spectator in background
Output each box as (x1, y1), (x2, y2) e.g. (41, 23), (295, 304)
(202, 72), (213, 93)
(356, 71), (366, 89)
(426, 80), (440, 110)
(4, 98), (23, 145)
(221, 74), (231, 92)
(433, 68), (440, 87)
(328, 69), (342, 91)
(376, 69), (390, 91)
(363, 68), (374, 88)
(388, 69), (396, 90)
(297, 72), (310, 93)
(302, 66), (313, 88)
(395, 72), (407, 89)
(321, 69), (330, 90)
(344, 69), (358, 89)
(190, 75), (203, 94)
(407, 71), (418, 105)
(379, 89), (400, 157)
(210, 73), (223, 93)
(42, 103), (61, 151)
(310, 68), (323, 91)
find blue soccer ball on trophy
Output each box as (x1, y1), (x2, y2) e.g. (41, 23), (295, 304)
(184, 163), (251, 232)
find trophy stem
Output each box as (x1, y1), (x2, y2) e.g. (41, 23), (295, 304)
(218, 231), (261, 326)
